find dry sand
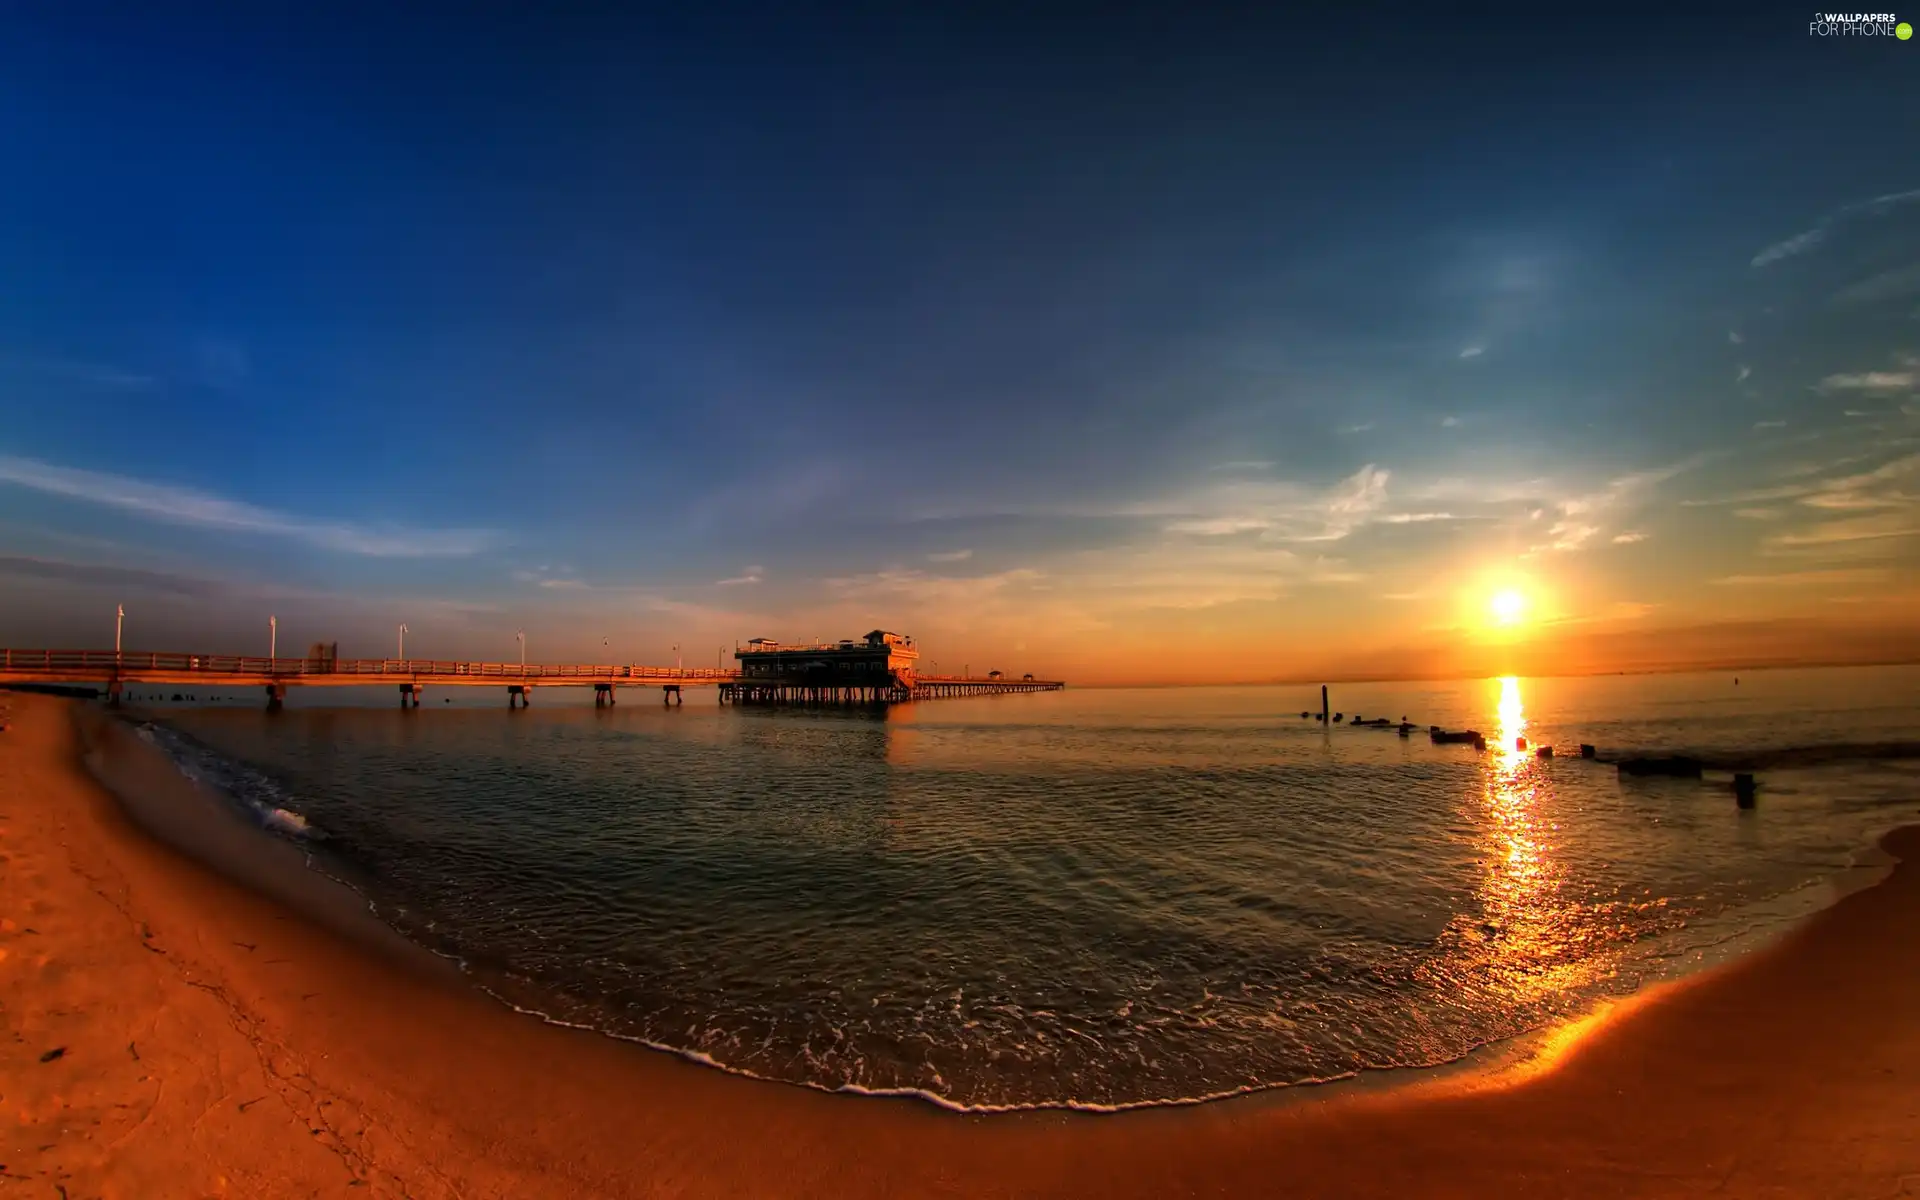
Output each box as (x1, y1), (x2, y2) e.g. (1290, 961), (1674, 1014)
(3, 689), (1918, 1198)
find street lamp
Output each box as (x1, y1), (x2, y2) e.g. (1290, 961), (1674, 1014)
(673, 643), (681, 673)
(269, 615), (277, 660)
(115, 604), (124, 657)
(398, 623), (409, 661)
(516, 630), (525, 672)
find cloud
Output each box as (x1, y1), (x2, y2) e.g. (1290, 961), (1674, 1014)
(1152, 463), (1393, 545)
(1458, 346), (1484, 359)
(0, 354), (155, 390)
(1206, 460), (1273, 472)
(1307, 557), (1364, 585)
(1440, 415), (1460, 428)
(1380, 511), (1455, 523)
(538, 578), (590, 590)
(1728, 330), (1744, 345)
(1337, 422), (1376, 435)
(1737, 365), (1752, 382)
(1735, 507), (1785, 520)
(926, 549), (974, 562)
(1611, 531), (1648, 544)
(1714, 568), (1893, 587)
(1752, 419), (1785, 429)
(1818, 371), (1914, 394)
(0, 454), (496, 557)
(1537, 456), (1710, 553)
(714, 569), (764, 586)
(1752, 187), (1920, 268)
(1832, 262), (1920, 306)
(1752, 228), (1828, 268)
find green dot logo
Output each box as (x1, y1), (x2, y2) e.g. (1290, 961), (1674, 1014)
(1899, 21), (1914, 38)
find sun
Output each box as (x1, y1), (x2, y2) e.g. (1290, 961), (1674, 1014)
(1489, 589), (1529, 626)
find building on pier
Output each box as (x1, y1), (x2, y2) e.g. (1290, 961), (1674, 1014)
(721, 631), (1064, 704)
(730, 630), (920, 702)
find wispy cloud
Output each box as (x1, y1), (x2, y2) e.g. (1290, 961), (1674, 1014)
(1458, 345), (1484, 360)
(1819, 371), (1914, 393)
(1206, 460), (1273, 473)
(715, 567), (765, 586)
(1752, 187), (1920, 269)
(1737, 365), (1752, 383)
(1152, 463), (1393, 544)
(0, 354), (155, 390)
(1735, 507), (1785, 520)
(1752, 228), (1828, 269)
(0, 453), (496, 557)
(1336, 422), (1376, 435)
(926, 548), (974, 562)
(1537, 456), (1709, 553)
(1832, 262), (1920, 306)
(1728, 330), (1744, 345)
(1752, 418), (1785, 429)
(1611, 530), (1648, 544)
(1715, 568), (1893, 587)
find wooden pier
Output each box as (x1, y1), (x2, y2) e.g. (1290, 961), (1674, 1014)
(0, 640), (1064, 708)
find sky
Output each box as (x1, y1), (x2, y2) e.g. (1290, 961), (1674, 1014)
(2, 5), (1918, 685)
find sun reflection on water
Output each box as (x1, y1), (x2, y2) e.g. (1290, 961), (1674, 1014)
(1471, 675), (1598, 1004)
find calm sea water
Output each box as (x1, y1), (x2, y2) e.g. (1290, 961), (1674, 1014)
(142, 667), (1919, 1110)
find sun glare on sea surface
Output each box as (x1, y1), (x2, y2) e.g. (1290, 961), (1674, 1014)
(1489, 589), (1529, 626)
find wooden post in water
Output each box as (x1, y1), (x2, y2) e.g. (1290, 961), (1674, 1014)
(1320, 684), (1329, 724)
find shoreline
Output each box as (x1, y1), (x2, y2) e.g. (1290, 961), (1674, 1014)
(106, 698), (1908, 1119)
(6, 691), (1920, 1196)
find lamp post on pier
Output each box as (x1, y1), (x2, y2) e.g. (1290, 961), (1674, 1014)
(398, 623), (408, 661)
(516, 630), (526, 674)
(115, 604), (124, 659)
(673, 643), (681, 674)
(269, 615), (277, 661)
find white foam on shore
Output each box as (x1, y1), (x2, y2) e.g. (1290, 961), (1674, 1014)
(135, 720), (328, 841)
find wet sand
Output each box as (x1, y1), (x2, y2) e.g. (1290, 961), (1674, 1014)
(3, 690), (1918, 1198)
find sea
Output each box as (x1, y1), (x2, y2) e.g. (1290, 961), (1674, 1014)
(123, 665), (1919, 1112)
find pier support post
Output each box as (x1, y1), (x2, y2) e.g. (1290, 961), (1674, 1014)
(265, 683), (285, 712)
(107, 678), (124, 708)
(508, 685), (529, 709)
(400, 684), (421, 708)
(1321, 684), (1329, 724)
(663, 685), (682, 706)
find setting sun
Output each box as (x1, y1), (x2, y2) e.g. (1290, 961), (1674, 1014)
(1489, 590), (1529, 626)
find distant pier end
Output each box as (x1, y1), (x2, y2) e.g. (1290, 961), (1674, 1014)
(721, 630), (1064, 705)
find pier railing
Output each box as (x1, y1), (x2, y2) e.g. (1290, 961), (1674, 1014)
(0, 649), (736, 681)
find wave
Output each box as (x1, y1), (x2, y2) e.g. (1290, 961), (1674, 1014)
(133, 719), (328, 840)
(1592, 740), (1920, 772)
(468, 982), (1373, 1113)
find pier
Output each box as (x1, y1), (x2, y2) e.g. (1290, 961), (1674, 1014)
(0, 630), (1064, 708)
(720, 630), (1063, 704)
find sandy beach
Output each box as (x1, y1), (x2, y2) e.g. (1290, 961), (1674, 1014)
(3, 690), (1918, 1199)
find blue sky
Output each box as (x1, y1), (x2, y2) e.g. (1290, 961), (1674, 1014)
(2, 6), (1917, 681)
